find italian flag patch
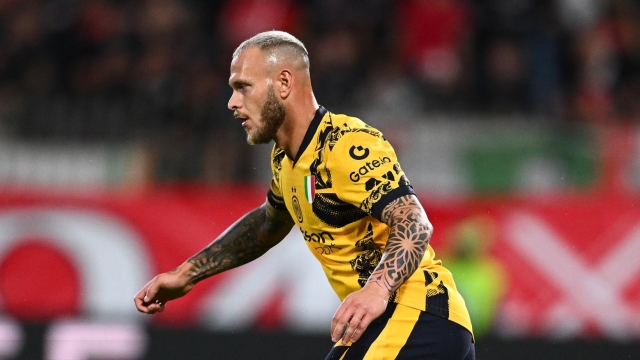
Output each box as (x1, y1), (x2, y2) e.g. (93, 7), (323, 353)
(304, 175), (315, 203)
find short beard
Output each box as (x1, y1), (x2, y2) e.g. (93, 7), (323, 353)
(247, 85), (286, 145)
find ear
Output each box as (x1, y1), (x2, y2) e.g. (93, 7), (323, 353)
(278, 70), (293, 100)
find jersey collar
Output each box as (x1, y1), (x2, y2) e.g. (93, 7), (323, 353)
(292, 105), (327, 166)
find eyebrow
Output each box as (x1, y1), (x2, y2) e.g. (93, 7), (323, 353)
(229, 79), (251, 89)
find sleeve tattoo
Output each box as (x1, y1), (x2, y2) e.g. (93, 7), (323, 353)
(368, 195), (433, 293)
(186, 203), (294, 284)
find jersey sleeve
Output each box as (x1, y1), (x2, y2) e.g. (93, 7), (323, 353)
(328, 131), (415, 221)
(267, 145), (287, 210)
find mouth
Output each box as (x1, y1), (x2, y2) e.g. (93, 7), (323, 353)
(235, 115), (249, 127)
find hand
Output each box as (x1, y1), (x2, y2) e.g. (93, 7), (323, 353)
(330, 282), (391, 344)
(134, 270), (194, 314)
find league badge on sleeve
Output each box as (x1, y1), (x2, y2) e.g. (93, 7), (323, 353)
(304, 175), (315, 203)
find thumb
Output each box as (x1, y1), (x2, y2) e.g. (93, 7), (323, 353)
(143, 278), (159, 303)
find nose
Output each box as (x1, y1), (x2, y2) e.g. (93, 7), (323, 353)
(228, 90), (241, 111)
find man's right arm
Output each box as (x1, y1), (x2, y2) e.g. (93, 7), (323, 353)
(186, 201), (294, 283)
(134, 201), (294, 314)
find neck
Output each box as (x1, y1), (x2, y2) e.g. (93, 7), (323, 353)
(274, 94), (319, 160)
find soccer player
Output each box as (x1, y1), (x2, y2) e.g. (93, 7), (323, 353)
(134, 31), (475, 359)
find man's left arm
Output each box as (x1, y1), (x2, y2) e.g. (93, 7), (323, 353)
(330, 194), (433, 344)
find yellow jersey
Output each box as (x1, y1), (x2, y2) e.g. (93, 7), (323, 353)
(267, 106), (472, 334)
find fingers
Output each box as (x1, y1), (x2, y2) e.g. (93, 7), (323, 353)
(339, 312), (365, 345)
(343, 314), (374, 344)
(331, 305), (366, 344)
(145, 300), (166, 314)
(157, 301), (166, 312)
(330, 305), (348, 342)
(134, 277), (160, 314)
(134, 296), (166, 314)
(134, 286), (151, 313)
(331, 288), (388, 344)
(133, 295), (149, 313)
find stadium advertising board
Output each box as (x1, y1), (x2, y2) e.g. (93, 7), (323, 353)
(0, 187), (639, 341)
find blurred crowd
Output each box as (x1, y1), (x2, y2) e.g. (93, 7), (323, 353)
(0, 0), (639, 184)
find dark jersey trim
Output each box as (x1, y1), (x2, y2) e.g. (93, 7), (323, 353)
(292, 106), (327, 167)
(266, 189), (287, 210)
(370, 185), (416, 221)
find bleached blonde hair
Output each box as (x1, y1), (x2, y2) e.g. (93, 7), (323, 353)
(233, 30), (309, 70)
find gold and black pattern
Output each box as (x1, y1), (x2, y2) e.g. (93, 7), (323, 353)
(392, 163), (411, 187)
(360, 181), (394, 214)
(310, 123), (335, 190)
(315, 121), (381, 167)
(312, 193), (367, 228)
(426, 281), (450, 319)
(309, 119), (385, 191)
(267, 108), (472, 336)
(389, 290), (398, 303)
(424, 270), (450, 319)
(426, 283), (447, 297)
(323, 121), (382, 151)
(309, 156), (331, 190)
(424, 270), (438, 287)
(326, 125), (344, 151)
(398, 174), (410, 187)
(392, 163), (402, 175)
(349, 223), (382, 287)
(307, 117), (385, 227)
(272, 147), (286, 184)
(307, 119), (391, 226)
(334, 124), (382, 142)
(291, 195), (304, 223)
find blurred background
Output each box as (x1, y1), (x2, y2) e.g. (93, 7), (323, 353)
(1, 0), (640, 359)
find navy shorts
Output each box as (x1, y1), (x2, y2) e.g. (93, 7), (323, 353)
(325, 302), (474, 360)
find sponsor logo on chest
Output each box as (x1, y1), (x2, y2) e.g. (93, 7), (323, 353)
(301, 229), (335, 243)
(349, 156), (392, 182)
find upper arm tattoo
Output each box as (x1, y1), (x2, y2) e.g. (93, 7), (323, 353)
(369, 194), (433, 293)
(186, 202), (294, 283)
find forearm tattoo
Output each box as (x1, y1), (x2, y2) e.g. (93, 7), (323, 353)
(186, 204), (294, 283)
(368, 195), (433, 293)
